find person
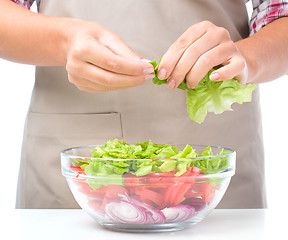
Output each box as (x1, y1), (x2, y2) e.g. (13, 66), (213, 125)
(1, 0), (287, 209)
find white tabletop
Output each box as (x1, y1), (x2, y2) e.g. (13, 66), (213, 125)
(3, 209), (285, 240)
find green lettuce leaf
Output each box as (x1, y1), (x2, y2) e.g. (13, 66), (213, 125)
(150, 60), (188, 90)
(150, 60), (257, 123)
(73, 139), (230, 176)
(193, 147), (230, 174)
(186, 69), (257, 123)
(71, 140), (231, 189)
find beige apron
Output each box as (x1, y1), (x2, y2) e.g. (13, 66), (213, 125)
(16, 0), (267, 209)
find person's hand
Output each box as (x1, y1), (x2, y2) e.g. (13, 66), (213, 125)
(157, 21), (248, 89)
(65, 20), (154, 92)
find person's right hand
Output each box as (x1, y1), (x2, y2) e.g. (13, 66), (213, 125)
(65, 20), (154, 92)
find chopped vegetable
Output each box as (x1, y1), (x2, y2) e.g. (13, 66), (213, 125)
(105, 194), (165, 224)
(75, 139), (230, 183)
(150, 60), (257, 123)
(130, 197), (166, 224)
(161, 205), (195, 223)
(105, 200), (149, 224)
(181, 197), (206, 212)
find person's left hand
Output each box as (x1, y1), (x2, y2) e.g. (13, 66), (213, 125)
(157, 21), (248, 89)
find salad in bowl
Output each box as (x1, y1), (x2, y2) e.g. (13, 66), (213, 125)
(61, 139), (236, 232)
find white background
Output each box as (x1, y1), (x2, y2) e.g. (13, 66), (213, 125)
(0, 3), (287, 211)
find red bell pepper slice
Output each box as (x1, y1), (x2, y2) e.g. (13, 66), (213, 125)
(105, 184), (128, 199)
(170, 167), (201, 206)
(134, 186), (163, 206)
(69, 166), (86, 177)
(200, 182), (215, 204)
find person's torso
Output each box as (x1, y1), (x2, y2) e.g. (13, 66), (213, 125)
(22, 0), (265, 209)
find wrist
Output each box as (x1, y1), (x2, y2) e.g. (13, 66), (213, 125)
(54, 17), (88, 65)
(235, 38), (259, 84)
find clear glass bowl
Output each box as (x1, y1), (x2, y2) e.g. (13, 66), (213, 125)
(61, 144), (236, 232)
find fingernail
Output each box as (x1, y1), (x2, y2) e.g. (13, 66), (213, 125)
(210, 72), (220, 81)
(158, 68), (167, 80)
(186, 82), (191, 89)
(143, 67), (155, 74)
(145, 74), (155, 81)
(167, 78), (176, 89)
(141, 58), (152, 63)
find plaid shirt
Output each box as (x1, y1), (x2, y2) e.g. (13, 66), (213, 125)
(248, 0), (288, 35)
(11, 0), (288, 35)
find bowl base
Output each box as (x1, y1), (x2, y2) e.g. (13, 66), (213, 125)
(101, 222), (198, 233)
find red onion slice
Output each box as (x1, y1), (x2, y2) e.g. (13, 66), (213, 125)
(132, 198), (165, 224)
(161, 205), (195, 223)
(105, 200), (148, 224)
(105, 194), (165, 224)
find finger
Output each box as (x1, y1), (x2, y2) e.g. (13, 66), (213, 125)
(72, 38), (154, 76)
(167, 30), (226, 88)
(157, 21), (222, 80)
(210, 56), (246, 82)
(185, 41), (236, 88)
(157, 23), (209, 80)
(91, 43), (154, 75)
(68, 73), (104, 92)
(67, 60), (154, 89)
(68, 73), (126, 92)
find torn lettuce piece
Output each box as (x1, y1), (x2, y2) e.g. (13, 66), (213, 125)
(150, 60), (257, 123)
(186, 69), (257, 123)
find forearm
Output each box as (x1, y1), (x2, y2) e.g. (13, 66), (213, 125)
(236, 17), (288, 84)
(0, 0), (81, 65)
